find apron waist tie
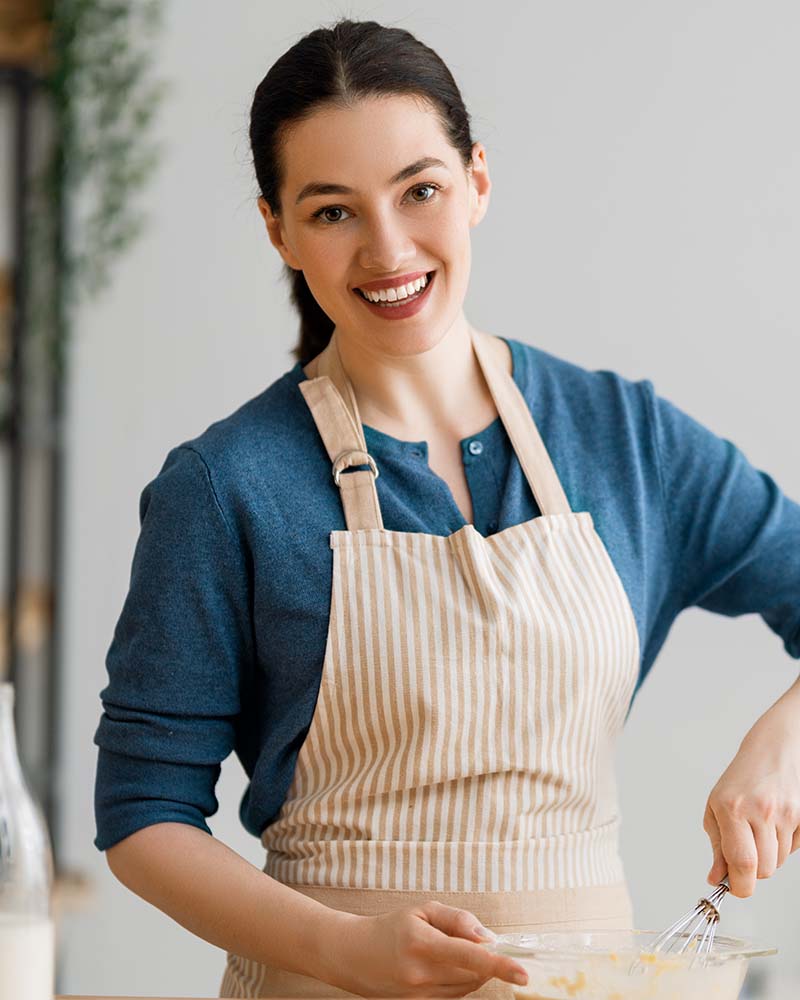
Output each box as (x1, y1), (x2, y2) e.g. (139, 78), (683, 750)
(262, 818), (626, 893)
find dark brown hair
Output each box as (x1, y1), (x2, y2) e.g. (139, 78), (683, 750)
(249, 18), (476, 365)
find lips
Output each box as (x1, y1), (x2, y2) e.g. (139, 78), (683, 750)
(353, 270), (436, 320)
(355, 269), (431, 293)
(354, 271), (435, 301)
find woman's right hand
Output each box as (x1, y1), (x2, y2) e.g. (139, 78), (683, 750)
(316, 900), (530, 997)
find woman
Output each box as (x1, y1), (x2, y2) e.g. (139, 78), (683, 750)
(94, 18), (800, 1000)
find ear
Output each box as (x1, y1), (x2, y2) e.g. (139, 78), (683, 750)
(257, 196), (303, 270)
(467, 142), (491, 228)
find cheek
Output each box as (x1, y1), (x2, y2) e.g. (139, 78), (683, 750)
(438, 211), (472, 293)
(427, 203), (470, 256)
(299, 239), (363, 320)
(427, 226), (470, 289)
(300, 236), (349, 286)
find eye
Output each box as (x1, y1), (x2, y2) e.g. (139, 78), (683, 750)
(407, 182), (440, 203)
(312, 205), (353, 225)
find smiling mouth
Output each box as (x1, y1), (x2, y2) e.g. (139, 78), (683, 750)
(355, 271), (436, 304)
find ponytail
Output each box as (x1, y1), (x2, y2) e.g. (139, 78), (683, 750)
(286, 266), (334, 366)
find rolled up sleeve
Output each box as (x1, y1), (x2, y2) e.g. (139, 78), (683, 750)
(93, 445), (253, 851)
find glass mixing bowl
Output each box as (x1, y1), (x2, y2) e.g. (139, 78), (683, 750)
(489, 929), (776, 1000)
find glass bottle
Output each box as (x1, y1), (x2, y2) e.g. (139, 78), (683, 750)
(0, 682), (54, 1000)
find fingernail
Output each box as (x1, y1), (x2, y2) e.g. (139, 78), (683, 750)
(473, 923), (495, 940)
(513, 970), (528, 986)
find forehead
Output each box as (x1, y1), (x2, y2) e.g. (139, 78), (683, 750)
(280, 94), (456, 191)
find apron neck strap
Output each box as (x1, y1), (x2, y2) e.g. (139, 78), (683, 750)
(470, 331), (571, 516)
(299, 335), (384, 531)
(299, 329), (571, 530)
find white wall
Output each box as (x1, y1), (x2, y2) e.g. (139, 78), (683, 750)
(52, 1), (799, 996)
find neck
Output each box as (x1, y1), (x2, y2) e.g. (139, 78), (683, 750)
(327, 316), (497, 439)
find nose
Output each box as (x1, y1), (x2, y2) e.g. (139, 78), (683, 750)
(357, 209), (417, 273)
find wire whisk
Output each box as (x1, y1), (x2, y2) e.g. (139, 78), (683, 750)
(652, 876), (730, 958)
(630, 876), (730, 974)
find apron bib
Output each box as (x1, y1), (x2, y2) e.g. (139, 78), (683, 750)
(221, 330), (640, 998)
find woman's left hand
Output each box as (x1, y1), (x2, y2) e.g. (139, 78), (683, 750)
(703, 676), (800, 898)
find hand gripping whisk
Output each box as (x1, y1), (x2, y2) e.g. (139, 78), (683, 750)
(651, 876), (731, 961)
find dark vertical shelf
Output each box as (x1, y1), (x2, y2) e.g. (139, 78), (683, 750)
(46, 106), (67, 866)
(4, 64), (32, 692)
(0, 58), (65, 870)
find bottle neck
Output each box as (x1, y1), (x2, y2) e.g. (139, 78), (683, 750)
(0, 684), (25, 786)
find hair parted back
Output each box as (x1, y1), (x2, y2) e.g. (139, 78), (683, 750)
(249, 18), (476, 366)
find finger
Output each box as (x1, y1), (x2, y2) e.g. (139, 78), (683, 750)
(419, 903), (527, 985)
(426, 932), (527, 985)
(414, 968), (484, 994)
(751, 821), (779, 879)
(431, 967), (484, 984)
(718, 816), (758, 897)
(776, 822), (793, 868)
(437, 953), (529, 988)
(703, 802), (726, 885)
(428, 984), (489, 999)
(792, 827), (800, 855)
(405, 952), (522, 996)
(496, 958), (529, 987)
(420, 902), (492, 942)
(419, 928), (526, 985)
(480, 952), (529, 987)
(429, 972), (514, 998)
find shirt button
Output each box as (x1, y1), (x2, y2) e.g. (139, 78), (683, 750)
(468, 440), (483, 456)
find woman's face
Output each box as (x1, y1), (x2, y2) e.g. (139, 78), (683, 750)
(259, 94), (491, 358)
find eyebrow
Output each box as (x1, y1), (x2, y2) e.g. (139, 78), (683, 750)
(294, 157), (450, 205)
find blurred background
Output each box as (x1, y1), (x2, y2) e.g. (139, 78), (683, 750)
(0, 0), (798, 996)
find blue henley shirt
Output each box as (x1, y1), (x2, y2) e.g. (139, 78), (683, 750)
(93, 336), (800, 852)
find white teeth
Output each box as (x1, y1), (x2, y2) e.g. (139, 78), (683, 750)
(361, 273), (429, 303)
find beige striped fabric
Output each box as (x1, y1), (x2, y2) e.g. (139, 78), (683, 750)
(262, 513), (638, 892)
(221, 329), (640, 997)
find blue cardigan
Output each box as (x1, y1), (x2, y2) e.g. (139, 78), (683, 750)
(93, 336), (800, 851)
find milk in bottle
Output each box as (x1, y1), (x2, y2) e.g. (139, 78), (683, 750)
(0, 683), (55, 1000)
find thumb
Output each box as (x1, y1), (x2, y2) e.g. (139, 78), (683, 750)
(703, 801), (726, 885)
(420, 901), (496, 943)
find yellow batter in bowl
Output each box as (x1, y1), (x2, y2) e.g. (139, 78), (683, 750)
(488, 929), (776, 1000)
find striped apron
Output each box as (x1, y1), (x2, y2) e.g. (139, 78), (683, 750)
(221, 329), (640, 998)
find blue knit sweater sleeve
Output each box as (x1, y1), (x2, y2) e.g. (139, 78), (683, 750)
(646, 383), (800, 657)
(93, 446), (254, 850)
